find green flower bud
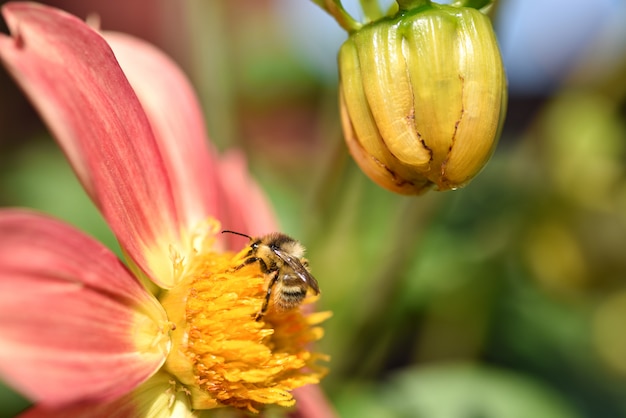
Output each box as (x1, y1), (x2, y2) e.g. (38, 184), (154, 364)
(338, 3), (507, 194)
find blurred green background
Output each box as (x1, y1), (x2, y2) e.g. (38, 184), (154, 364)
(1, 0), (626, 417)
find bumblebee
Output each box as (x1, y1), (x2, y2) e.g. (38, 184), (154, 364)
(222, 230), (320, 321)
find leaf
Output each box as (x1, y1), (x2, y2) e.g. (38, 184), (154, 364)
(381, 364), (583, 418)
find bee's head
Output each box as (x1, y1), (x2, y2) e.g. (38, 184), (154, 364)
(265, 233), (305, 259)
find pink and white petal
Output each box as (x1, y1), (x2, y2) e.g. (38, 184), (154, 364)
(291, 385), (339, 418)
(0, 210), (169, 407)
(128, 372), (196, 418)
(217, 150), (279, 250)
(104, 32), (223, 238)
(0, 3), (181, 288)
(18, 400), (136, 418)
(19, 372), (194, 418)
(104, 30), (280, 253)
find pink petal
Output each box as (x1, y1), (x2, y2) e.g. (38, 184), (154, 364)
(217, 150), (279, 250)
(103, 33), (281, 254)
(104, 32), (223, 236)
(19, 372), (194, 418)
(19, 401), (136, 418)
(0, 210), (168, 407)
(291, 385), (339, 418)
(0, 3), (181, 288)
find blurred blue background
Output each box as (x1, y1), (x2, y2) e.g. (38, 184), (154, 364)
(1, 0), (626, 417)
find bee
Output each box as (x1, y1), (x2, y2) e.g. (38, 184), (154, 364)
(222, 230), (320, 321)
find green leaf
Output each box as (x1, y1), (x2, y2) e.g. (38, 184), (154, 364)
(0, 380), (30, 418)
(381, 364), (583, 418)
(335, 382), (398, 418)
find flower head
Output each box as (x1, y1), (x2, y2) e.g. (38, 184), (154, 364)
(0, 2), (330, 416)
(337, 1), (507, 194)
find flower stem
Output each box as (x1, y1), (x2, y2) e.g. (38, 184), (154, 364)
(396, 0), (431, 11)
(359, 0), (384, 22)
(309, 0), (362, 32)
(451, 0), (494, 9)
(451, 0), (496, 14)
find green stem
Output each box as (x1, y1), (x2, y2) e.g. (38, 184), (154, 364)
(309, 0), (362, 32)
(396, 0), (431, 11)
(451, 0), (495, 13)
(359, 0), (384, 22)
(340, 193), (445, 378)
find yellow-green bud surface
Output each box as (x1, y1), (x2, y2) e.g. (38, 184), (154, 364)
(339, 3), (507, 194)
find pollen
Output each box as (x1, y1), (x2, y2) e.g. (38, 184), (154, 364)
(159, 235), (329, 413)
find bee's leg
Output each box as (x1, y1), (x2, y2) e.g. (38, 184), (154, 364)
(255, 270), (279, 321)
(233, 257), (269, 273)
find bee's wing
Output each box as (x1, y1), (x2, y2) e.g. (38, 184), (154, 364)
(274, 248), (320, 294)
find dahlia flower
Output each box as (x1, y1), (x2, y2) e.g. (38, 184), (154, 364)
(0, 3), (330, 417)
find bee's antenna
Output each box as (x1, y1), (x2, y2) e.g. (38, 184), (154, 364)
(222, 230), (252, 240)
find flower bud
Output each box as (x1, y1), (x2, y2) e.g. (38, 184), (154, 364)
(338, 3), (507, 194)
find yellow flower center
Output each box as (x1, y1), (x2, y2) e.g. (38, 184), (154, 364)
(159, 223), (329, 413)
